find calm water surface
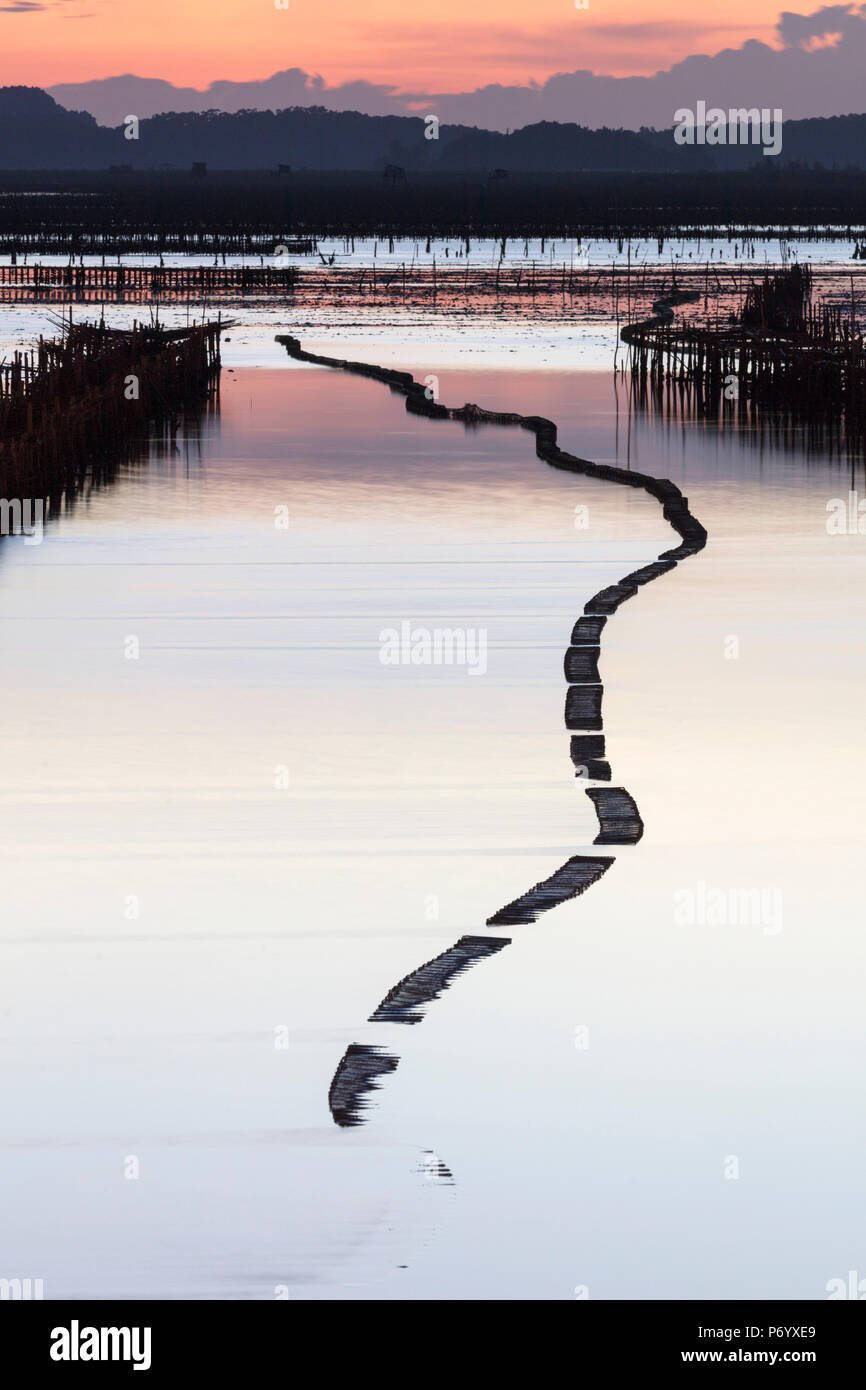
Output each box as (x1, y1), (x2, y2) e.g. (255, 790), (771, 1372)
(1, 356), (864, 1298)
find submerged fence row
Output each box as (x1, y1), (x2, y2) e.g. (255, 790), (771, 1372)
(1, 260), (865, 323)
(0, 263), (297, 303)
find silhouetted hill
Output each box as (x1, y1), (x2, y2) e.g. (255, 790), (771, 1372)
(0, 87), (107, 167)
(436, 122), (705, 173)
(4, 87), (866, 172)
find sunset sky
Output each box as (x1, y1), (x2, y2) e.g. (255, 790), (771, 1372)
(1, 0), (784, 91)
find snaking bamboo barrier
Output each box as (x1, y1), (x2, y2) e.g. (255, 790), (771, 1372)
(367, 936), (511, 1025)
(275, 334), (708, 1125)
(328, 1045), (399, 1129)
(0, 318), (223, 502)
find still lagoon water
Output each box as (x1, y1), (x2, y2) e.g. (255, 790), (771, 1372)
(1, 346), (864, 1298)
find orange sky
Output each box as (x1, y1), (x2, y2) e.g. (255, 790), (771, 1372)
(1, 0), (781, 90)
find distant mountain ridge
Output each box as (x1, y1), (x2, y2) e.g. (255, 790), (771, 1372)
(4, 87), (866, 172)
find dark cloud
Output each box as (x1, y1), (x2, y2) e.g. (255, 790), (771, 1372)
(46, 6), (866, 131)
(0, 0), (86, 8)
(778, 3), (858, 41)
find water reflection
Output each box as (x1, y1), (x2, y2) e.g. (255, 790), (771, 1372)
(1, 360), (864, 1299)
(627, 374), (866, 472)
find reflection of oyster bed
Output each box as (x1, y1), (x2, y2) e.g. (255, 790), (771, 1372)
(275, 333), (707, 1128)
